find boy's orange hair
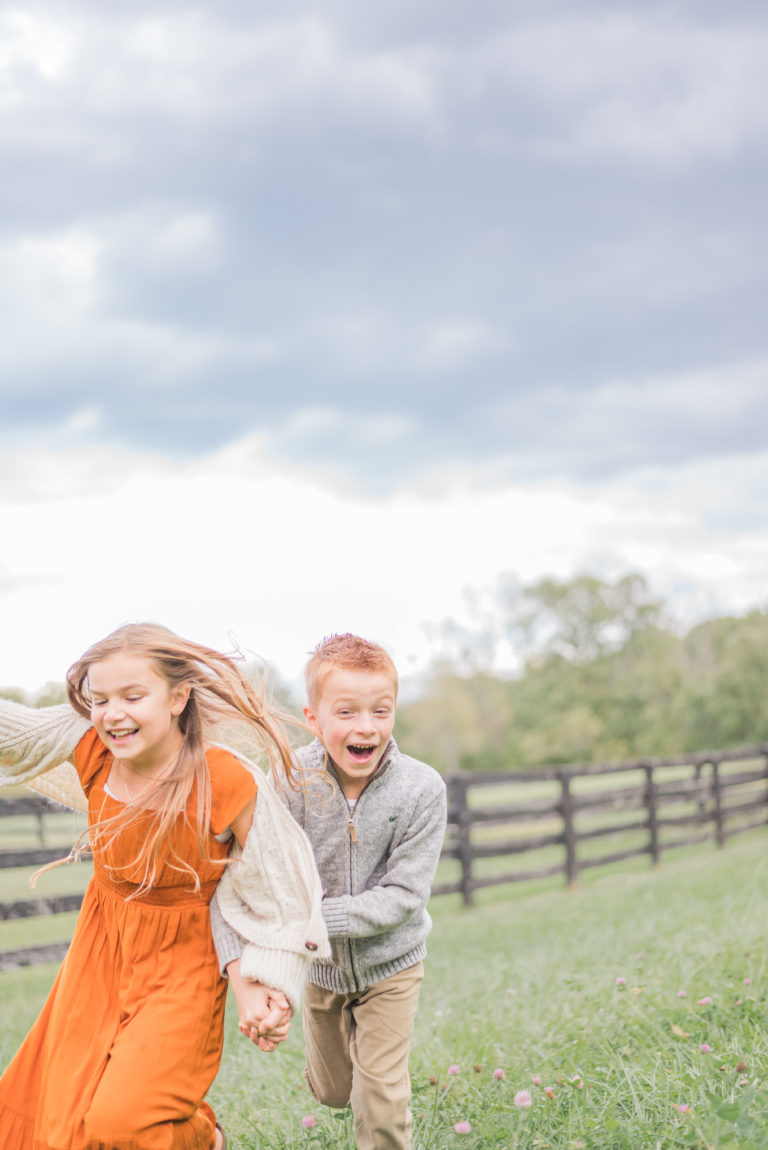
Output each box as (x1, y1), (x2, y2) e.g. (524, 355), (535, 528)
(305, 634), (398, 709)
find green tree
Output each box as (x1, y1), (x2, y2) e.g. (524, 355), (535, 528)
(509, 572), (664, 663)
(399, 573), (768, 773)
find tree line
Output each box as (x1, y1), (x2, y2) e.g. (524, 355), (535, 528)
(4, 573), (767, 775)
(396, 573), (768, 773)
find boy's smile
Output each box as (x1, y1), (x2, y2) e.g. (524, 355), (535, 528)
(304, 668), (396, 797)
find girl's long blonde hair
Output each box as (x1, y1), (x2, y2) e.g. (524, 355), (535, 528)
(65, 623), (298, 894)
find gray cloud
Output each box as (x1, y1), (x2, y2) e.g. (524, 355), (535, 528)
(1, 1), (766, 488)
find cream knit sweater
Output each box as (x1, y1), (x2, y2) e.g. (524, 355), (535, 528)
(0, 699), (329, 1011)
(0, 700), (90, 811)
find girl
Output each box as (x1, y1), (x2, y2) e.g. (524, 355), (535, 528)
(0, 623), (328, 1150)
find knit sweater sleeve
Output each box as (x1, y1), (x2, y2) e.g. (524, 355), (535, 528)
(210, 887), (246, 974)
(213, 759), (330, 1013)
(0, 699), (92, 785)
(322, 784), (447, 938)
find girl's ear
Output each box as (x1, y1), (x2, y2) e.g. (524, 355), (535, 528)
(303, 705), (322, 737)
(171, 685), (191, 717)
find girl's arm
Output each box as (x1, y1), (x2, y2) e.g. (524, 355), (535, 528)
(225, 795), (293, 1052)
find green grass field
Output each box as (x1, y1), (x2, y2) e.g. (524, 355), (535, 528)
(2, 833), (768, 1148)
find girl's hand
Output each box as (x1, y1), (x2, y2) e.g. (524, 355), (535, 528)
(226, 960), (292, 1052)
(248, 991), (292, 1051)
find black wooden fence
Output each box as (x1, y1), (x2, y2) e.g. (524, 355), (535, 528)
(435, 743), (768, 904)
(2, 742), (767, 968)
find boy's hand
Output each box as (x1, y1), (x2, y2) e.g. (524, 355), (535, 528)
(249, 991), (292, 1051)
(226, 959), (292, 1052)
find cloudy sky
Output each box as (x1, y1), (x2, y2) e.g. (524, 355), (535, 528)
(1, 0), (766, 693)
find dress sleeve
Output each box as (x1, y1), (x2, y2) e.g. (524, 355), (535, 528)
(206, 746), (259, 837)
(72, 728), (111, 794)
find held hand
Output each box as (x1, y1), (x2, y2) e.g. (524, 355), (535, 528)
(248, 991), (292, 1052)
(226, 960), (292, 1052)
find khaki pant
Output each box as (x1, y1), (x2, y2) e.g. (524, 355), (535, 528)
(303, 962), (424, 1150)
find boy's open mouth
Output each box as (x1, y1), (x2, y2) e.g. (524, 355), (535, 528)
(347, 744), (377, 761)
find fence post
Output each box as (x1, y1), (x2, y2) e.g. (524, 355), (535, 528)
(693, 761), (705, 820)
(559, 772), (578, 887)
(448, 775), (474, 907)
(35, 809), (47, 847)
(643, 763), (659, 866)
(711, 760), (724, 847)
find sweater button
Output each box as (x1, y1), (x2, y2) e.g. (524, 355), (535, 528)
(305, 941), (318, 951)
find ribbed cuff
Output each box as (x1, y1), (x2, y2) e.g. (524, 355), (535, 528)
(240, 944), (310, 1014)
(320, 897), (350, 935)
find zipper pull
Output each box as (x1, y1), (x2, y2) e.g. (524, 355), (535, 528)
(348, 817), (358, 843)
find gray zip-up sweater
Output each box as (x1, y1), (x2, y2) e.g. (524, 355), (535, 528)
(211, 736), (447, 994)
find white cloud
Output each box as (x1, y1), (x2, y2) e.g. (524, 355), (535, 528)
(0, 9), (73, 84)
(0, 0), (765, 680)
(0, 10), (438, 141)
(471, 17), (768, 162)
(0, 231), (99, 324)
(572, 359), (768, 450)
(1, 439), (766, 691)
(482, 358), (768, 478)
(141, 211), (223, 273)
(0, 217), (281, 389)
(303, 311), (505, 376)
(63, 407), (102, 434)
(418, 321), (505, 371)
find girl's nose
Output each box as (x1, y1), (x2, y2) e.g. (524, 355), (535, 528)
(104, 699), (126, 722)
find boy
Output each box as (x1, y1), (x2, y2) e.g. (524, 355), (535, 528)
(212, 633), (447, 1150)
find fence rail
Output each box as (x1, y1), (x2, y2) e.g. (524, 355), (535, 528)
(434, 743), (768, 903)
(2, 742), (767, 966)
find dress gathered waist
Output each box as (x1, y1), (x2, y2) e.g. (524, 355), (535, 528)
(93, 865), (221, 907)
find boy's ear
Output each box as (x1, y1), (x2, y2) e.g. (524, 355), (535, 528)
(303, 705), (322, 737)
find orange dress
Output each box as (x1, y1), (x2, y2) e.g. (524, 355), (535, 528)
(0, 729), (257, 1150)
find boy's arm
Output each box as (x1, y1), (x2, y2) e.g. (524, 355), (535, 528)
(322, 786), (447, 938)
(210, 885), (247, 972)
(0, 699), (91, 778)
(212, 768), (328, 1023)
(0, 699), (91, 813)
